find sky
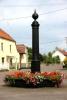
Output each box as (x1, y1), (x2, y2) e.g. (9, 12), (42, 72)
(0, 0), (67, 54)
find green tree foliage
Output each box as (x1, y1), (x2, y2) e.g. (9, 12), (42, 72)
(43, 52), (60, 65)
(43, 54), (48, 64)
(52, 56), (60, 64)
(27, 47), (32, 62)
(47, 52), (53, 64)
(55, 56), (60, 64)
(27, 47), (43, 62)
(27, 47), (60, 64)
(39, 53), (43, 62)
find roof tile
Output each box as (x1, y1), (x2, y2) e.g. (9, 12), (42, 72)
(16, 44), (26, 54)
(0, 29), (15, 42)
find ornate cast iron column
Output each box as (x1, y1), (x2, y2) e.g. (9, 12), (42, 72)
(31, 10), (40, 73)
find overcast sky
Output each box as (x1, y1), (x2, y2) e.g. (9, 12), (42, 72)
(0, 0), (67, 54)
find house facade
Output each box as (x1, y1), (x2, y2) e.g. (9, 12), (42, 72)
(0, 29), (28, 70)
(16, 44), (28, 68)
(52, 48), (67, 62)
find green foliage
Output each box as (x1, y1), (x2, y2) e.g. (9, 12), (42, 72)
(42, 54), (48, 64)
(55, 56), (60, 64)
(27, 47), (32, 62)
(27, 47), (43, 62)
(43, 52), (60, 65)
(27, 47), (60, 64)
(39, 53), (43, 62)
(47, 52), (53, 64)
(52, 56), (60, 64)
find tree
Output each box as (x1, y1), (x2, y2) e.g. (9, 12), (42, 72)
(27, 47), (43, 63)
(27, 47), (32, 62)
(52, 56), (60, 64)
(47, 52), (53, 64)
(43, 54), (47, 64)
(42, 52), (53, 65)
(55, 56), (60, 64)
(27, 48), (60, 65)
(39, 53), (43, 62)
(42, 52), (60, 65)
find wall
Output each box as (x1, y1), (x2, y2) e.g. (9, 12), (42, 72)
(21, 47), (28, 67)
(52, 51), (65, 62)
(0, 38), (19, 70)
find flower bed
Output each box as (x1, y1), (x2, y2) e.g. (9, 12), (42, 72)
(4, 71), (63, 88)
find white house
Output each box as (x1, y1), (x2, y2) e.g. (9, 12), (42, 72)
(0, 29), (28, 70)
(52, 48), (67, 62)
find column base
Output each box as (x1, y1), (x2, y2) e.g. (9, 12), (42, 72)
(31, 60), (40, 73)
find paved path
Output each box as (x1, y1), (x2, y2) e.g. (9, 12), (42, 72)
(0, 83), (67, 100)
(0, 66), (67, 100)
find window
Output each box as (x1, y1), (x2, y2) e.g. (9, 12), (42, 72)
(10, 45), (11, 52)
(1, 43), (3, 51)
(2, 57), (4, 64)
(10, 58), (12, 66)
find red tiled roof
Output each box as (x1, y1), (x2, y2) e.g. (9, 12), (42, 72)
(59, 49), (67, 56)
(16, 44), (26, 54)
(56, 48), (67, 56)
(0, 29), (15, 42)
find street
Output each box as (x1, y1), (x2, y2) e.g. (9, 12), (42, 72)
(0, 65), (67, 100)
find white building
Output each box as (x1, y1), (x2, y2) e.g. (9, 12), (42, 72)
(52, 48), (67, 62)
(0, 29), (28, 70)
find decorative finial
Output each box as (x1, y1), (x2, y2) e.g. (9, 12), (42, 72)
(32, 10), (39, 20)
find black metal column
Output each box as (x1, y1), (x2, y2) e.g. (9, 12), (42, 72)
(31, 10), (40, 73)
